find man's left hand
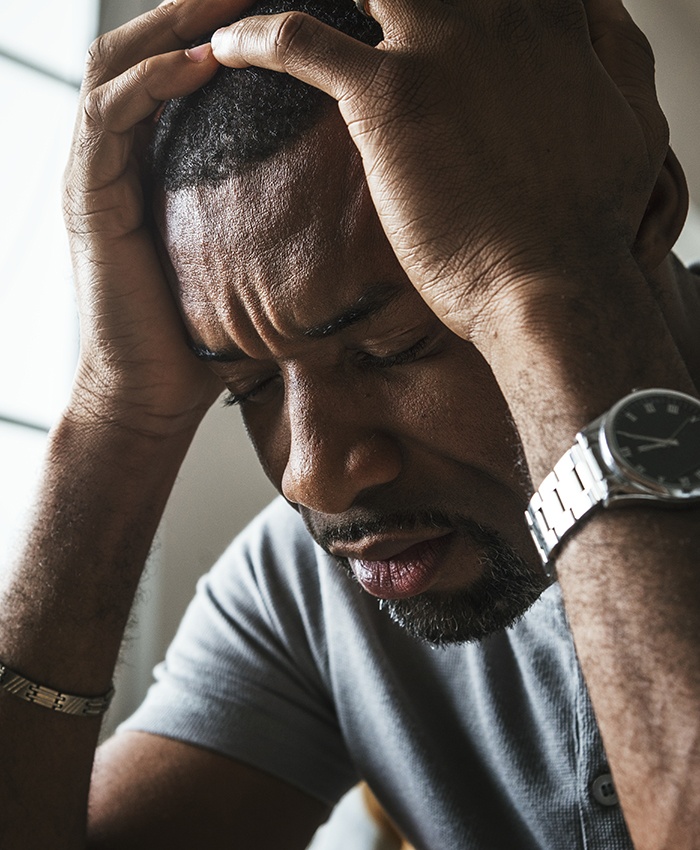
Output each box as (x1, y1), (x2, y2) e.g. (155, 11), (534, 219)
(210, 0), (668, 342)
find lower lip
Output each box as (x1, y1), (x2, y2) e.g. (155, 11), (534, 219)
(349, 534), (454, 599)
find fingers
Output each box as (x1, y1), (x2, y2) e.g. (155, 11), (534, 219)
(83, 0), (250, 91)
(583, 0), (668, 165)
(73, 47), (219, 192)
(85, 47), (217, 136)
(70, 0), (240, 189)
(585, 0), (654, 86)
(210, 11), (384, 103)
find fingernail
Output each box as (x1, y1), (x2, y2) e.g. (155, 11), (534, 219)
(185, 42), (212, 62)
(354, 0), (373, 19)
(211, 28), (226, 50)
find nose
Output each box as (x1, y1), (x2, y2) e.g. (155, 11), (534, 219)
(280, 383), (402, 514)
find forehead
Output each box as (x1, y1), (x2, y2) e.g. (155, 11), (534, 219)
(156, 116), (413, 353)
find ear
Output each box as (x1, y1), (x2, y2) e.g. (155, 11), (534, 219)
(634, 147), (690, 272)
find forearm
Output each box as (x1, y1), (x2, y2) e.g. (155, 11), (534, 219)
(0, 407), (200, 849)
(479, 253), (700, 848)
(481, 252), (696, 475)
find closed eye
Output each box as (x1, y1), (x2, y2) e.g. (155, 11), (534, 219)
(223, 336), (432, 407)
(358, 335), (430, 368)
(222, 375), (280, 407)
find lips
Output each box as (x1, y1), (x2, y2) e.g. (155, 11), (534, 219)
(343, 532), (455, 599)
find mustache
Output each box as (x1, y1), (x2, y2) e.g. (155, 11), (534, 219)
(309, 508), (505, 554)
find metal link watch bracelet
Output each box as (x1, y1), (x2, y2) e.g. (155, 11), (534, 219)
(526, 436), (607, 576)
(526, 388), (700, 576)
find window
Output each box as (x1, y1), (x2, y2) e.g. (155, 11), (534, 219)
(0, 1), (98, 551)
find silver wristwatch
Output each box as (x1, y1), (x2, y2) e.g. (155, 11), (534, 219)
(526, 388), (700, 575)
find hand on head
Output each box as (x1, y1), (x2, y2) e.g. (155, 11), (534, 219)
(208, 0), (672, 341)
(64, 0), (231, 435)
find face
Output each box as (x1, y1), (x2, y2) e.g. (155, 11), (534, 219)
(157, 115), (546, 645)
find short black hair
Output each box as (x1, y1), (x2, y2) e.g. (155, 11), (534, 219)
(150, 0), (382, 191)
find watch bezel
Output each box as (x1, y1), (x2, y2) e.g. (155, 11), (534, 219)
(598, 388), (700, 502)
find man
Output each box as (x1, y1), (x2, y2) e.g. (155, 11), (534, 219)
(0, 0), (697, 848)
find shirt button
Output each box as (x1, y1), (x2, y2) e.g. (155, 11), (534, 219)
(591, 773), (619, 807)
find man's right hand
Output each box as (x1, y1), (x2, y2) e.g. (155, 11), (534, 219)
(63, 0), (232, 436)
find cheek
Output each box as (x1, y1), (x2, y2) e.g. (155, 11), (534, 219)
(242, 404), (290, 492)
(397, 352), (519, 468)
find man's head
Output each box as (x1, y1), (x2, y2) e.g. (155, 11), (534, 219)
(154, 93), (548, 645)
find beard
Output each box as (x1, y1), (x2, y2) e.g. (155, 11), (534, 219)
(376, 535), (546, 646)
(314, 510), (548, 647)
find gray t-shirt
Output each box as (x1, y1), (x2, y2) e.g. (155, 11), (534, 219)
(122, 497), (633, 849)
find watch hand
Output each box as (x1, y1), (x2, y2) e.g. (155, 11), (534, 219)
(617, 431), (679, 445)
(638, 441), (680, 452)
(668, 416), (696, 441)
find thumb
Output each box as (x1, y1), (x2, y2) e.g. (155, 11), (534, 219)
(584, 0), (669, 169)
(210, 11), (384, 105)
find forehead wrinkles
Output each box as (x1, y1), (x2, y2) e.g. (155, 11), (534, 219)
(162, 121), (382, 350)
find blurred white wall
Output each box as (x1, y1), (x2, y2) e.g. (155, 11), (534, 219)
(626, 0), (700, 210)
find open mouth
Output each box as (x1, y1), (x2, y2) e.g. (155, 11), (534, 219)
(344, 532), (456, 599)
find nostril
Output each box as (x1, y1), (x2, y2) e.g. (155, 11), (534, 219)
(281, 430), (402, 514)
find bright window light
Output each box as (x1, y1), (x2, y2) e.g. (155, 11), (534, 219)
(0, 3), (97, 558)
(0, 58), (79, 428)
(0, 0), (98, 84)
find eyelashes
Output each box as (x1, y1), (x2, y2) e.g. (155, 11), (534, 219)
(358, 335), (430, 368)
(222, 335), (431, 408)
(222, 376), (279, 408)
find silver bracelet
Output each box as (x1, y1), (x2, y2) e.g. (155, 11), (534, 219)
(0, 662), (114, 717)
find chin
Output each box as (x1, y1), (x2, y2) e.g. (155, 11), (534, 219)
(377, 543), (548, 646)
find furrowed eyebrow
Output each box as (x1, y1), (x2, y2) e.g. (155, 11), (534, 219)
(188, 283), (405, 360)
(304, 284), (403, 339)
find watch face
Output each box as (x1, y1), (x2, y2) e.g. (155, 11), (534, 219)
(606, 390), (700, 496)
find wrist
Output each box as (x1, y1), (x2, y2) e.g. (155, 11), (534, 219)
(53, 397), (202, 494)
(471, 246), (640, 356)
(0, 406), (199, 694)
(471, 254), (696, 483)
(68, 364), (217, 443)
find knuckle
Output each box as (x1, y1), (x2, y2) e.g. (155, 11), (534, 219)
(83, 88), (106, 127)
(61, 180), (83, 224)
(131, 56), (152, 86)
(75, 123), (100, 163)
(273, 11), (315, 67)
(86, 33), (118, 78)
(65, 132), (96, 190)
(629, 25), (656, 68)
(651, 111), (670, 155)
(61, 172), (95, 229)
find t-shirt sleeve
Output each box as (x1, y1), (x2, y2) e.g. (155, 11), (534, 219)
(118, 499), (359, 805)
